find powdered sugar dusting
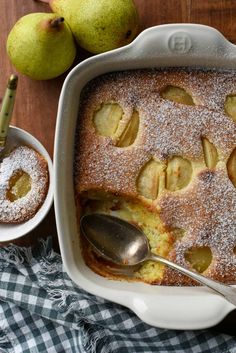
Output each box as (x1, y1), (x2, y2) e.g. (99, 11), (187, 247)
(139, 99), (236, 161)
(74, 68), (236, 284)
(75, 68), (236, 194)
(159, 167), (236, 284)
(0, 146), (49, 223)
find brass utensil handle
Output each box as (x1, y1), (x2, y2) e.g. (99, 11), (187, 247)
(149, 252), (236, 306)
(0, 74), (18, 147)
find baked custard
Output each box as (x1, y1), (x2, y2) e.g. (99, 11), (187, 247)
(0, 145), (49, 223)
(74, 68), (236, 285)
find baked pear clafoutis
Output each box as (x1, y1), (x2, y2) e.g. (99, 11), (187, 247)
(0, 146), (49, 223)
(74, 68), (236, 285)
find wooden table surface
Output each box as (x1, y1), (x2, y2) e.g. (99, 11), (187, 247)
(1, 0), (236, 333)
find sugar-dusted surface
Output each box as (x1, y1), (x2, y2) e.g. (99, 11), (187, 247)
(160, 167), (236, 284)
(74, 68), (236, 285)
(75, 68), (236, 196)
(0, 146), (49, 223)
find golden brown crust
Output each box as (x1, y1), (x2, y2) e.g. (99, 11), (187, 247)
(0, 146), (49, 223)
(74, 68), (236, 285)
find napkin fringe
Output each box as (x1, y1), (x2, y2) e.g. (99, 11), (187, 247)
(0, 238), (234, 353)
(0, 244), (32, 267)
(35, 242), (113, 353)
(0, 327), (13, 352)
(82, 326), (110, 353)
(0, 238), (113, 353)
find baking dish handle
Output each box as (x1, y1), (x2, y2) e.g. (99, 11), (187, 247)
(120, 24), (236, 65)
(130, 291), (234, 330)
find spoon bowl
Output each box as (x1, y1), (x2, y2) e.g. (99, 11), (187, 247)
(81, 213), (236, 307)
(81, 213), (149, 266)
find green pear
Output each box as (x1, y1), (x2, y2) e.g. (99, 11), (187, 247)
(49, 0), (139, 53)
(7, 13), (76, 80)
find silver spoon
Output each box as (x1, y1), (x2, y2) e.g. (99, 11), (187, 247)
(80, 213), (236, 306)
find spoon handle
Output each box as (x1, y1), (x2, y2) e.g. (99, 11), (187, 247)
(0, 75), (18, 148)
(149, 252), (236, 306)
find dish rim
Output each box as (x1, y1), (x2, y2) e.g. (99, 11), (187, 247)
(54, 23), (236, 330)
(0, 126), (54, 242)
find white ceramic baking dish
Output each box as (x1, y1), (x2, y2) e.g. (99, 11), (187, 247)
(54, 24), (236, 330)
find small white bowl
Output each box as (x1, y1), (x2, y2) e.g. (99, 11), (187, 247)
(0, 126), (53, 242)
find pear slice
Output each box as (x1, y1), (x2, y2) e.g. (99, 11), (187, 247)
(93, 102), (123, 137)
(166, 156), (192, 191)
(202, 137), (218, 169)
(185, 246), (212, 273)
(224, 95), (236, 122)
(116, 110), (139, 147)
(137, 159), (166, 200)
(227, 148), (236, 187)
(160, 85), (195, 105)
(7, 171), (31, 201)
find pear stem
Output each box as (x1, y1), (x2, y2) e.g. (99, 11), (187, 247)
(50, 17), (64, 28)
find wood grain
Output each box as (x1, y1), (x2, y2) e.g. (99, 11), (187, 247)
(1, 0), (236, 331)
(1, 0), (236, 157)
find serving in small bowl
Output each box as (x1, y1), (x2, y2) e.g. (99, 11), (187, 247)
(0, 126), (53, 242)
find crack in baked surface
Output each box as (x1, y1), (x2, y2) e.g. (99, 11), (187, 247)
(74, 68), (236, 285)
